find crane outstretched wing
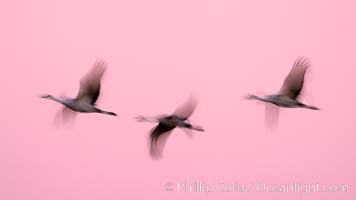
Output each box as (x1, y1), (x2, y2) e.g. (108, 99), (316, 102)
(278, 57), (310, 99)
(149, 123), (175, 160)
(172, 92), (199, 120)
(75, 60), (107, 104)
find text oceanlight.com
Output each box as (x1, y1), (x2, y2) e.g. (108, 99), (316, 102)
(256, 181), (348, 193)
(167, 181), (349, 194)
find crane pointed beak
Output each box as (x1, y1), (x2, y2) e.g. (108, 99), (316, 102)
(243, 94), (253, 100)
(133, 115), (145, 121)
(39, 94), (50, 98)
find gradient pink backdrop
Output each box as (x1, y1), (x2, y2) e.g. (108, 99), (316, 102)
(0, 0), (355, 199)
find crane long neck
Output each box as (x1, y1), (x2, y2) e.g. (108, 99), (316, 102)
(42, 95), (73, 108)
(138, 116), (158, 123)
(249, 95), (269, 102)
(47, 95), (64, 104)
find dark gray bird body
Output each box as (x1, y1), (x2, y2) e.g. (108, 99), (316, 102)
(246, 57), (319, 128)
(135, 94), (204, 160)
(40, 60), (116, 124)
(252, 94), (318, 109)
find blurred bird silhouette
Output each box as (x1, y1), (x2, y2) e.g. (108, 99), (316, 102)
(245, 57), (319, 129)
(135, 93), (204, 160)
(40, 59), (117, 125)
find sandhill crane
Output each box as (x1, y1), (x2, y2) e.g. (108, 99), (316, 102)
(245, 57), (319, 128)
(135, 94), (204, 160)
(40, 60), (117, 125)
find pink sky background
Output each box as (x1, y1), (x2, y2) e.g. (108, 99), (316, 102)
(1, 0), (355, 199)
